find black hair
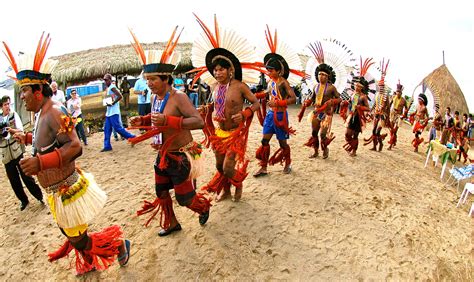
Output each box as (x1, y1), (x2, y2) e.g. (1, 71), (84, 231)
(463, 113), (467, 118)
(211, 58), (232, 70)
(1, 95), (11, 106)
(31, 84), (53, 97)
(158, 75), (173, 85)
(446, 106), (451, 112)
(265, 58), (282, 71)
(454, 111), (459, 115)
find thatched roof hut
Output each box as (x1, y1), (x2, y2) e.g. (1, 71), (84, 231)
(51, 42), (194, 86)
(51, 42), (310, 87)
(414, 64), (469, 115)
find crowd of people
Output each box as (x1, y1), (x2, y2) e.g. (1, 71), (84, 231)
(0, 17), (472, 277)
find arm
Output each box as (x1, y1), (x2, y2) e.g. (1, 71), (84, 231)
(19, 107), (82, 175)
(111, 87), (123, 104)
(231, 83), (260, 123)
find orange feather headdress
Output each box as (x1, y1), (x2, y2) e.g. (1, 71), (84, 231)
(2, 32), (58, 86)
(129, 26), (183, 75)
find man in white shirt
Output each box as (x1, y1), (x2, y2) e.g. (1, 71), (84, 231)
(50, 81), (66, 105)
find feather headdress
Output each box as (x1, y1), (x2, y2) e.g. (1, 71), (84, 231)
(2, 32), (58, 86)
(258, 25), (306, 85)
(377, 58), (390, 93)
(129, 26), (182, 75)
(190, 13), (260, 85)
(305, 38), (356, 91)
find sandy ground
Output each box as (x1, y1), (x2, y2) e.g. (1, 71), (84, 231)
(0, 105), (472, 280)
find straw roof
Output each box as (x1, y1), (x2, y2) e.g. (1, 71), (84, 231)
(51, 42), (310, 86)
(420, 64), (469, 114)
(51, 42), (194, 86)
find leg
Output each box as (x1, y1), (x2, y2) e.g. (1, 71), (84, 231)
(320, 122), (331, 159)
(175, 180), (211, 225)
(76, 116), (87, 145)
(110, 114), (135, 140)
(215, 152), (232, 201)
(4, 157), (29, 209)
(307, 118), (320, 158)
(102, 116), (113, 151)
(254, 134), (272, 177)
(277, 139), (292, 174)
(222, 151), (241, 201)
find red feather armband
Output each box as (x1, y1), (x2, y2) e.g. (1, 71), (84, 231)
(164, 115), (183, 129)
(277, 100), (287, 107)
(241, 107), (253, 118)
(25, 132), (33, 145)
(255, 92), (266, 99)
(140, 114), (152, 126)
(38, 148), (63, 171)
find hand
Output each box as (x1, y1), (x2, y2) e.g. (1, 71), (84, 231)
(19, 156), (40, 176)
(130, 116), (142, 126)
(267, 100), (276, 107)
(7, 127), (22, 135)
(151, 113), (166, 126)
(231, 112), (244, 123)
(12, 131), (26, 144)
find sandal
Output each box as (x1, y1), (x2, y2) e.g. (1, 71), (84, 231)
(118, 239), (131, 266)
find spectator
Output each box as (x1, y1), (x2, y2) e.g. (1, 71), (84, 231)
(186, 75), (199, 108)
(101, 73), (135, 152)
(0, 95), (43, 210)
(67, 89), (87, 145)
(173, 75), (185, 92)
(50, 81), (66, 105)
(134, 74), (151, 116)
(120, 76), (131, 110)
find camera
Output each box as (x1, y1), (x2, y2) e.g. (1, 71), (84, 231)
(0, 116), (9, 137)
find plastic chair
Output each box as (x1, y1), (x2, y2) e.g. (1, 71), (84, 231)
(445, 164), (473, 190)
(457, 182), (474, 207)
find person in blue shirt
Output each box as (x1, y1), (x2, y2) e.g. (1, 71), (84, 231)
(134, 74), (151, 116)
(173, 76), (185, 92)
(101, 73), (135, 152)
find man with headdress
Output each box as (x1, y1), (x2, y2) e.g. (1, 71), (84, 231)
(128, 27), (210, 236)
(190, 14), (260, 201)
(387, 81), (407, 150)
(254, 25), (303, 177)
(340, 58), (373, 157)
(365, 59), (390, 152)
(4, 33), (130, 275)
(302, 42), (340, 159)
(410, 93), (429, 152)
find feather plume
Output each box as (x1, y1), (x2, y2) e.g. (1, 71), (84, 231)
(2, 42), (18, 74)
(129, 28), (146, 65)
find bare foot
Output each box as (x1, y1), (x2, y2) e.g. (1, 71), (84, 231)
(216, 188), (231, 202)
(369, 147), (377, 151)
(322, 147), (329, 159)
(349, 151), (357, 157)
(234, 187), (242, 201)
(309, 152), (318, 158)
(253, 167), (268, 177)
(283, 165), (292, 174)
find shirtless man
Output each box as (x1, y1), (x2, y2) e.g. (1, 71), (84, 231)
(254, 57), (297, 176)
(4, 34), (130, 275)
(128, 27), (211, 236)
(303, 64), (340, 159)
(411, 94), (429, 152)
(387, 82), (407, 150)
(200, 57), (259, 201)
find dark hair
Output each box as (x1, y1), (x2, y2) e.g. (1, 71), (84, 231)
(265, 58), (282, 71)
(31, 84), (53, 97)
(463, 113), (468, 118)
(158, 75), (173, 85)
(446, 106), (451, 112)
(454, 111), (459, 115)
(211, 58), (232, 70)
(1, 95), (11, 106)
